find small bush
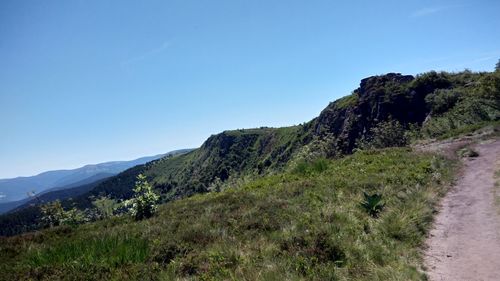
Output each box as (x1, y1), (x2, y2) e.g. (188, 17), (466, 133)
(40, 200), (66, 227)
(425, 88), (462, 114)
(92, 196), (119, 219)
(292, 158), (329, 175)
(457, 147), (479, 158)
(40, 200), (86, 227)
(358, 119), (408, 149)
(421, 98), (499, 138)
(131, 174), (160, 220)
(475, 71), (500, 99)
(59, 207), (87, 226)
(361, 192), (385, 218)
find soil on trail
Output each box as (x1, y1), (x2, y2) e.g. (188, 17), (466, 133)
(425, 139), (500, 281)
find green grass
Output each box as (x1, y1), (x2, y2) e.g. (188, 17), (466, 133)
(433, 120), (500, 140)
(26, 235), (148, 268)
(333, 94), (359, 109)
(421, 99), (500, 140)
(0, 148), (455, 281)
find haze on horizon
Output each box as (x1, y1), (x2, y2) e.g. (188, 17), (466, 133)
(1, 0), (499, 178)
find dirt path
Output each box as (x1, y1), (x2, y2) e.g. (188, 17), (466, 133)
(425, 139), (500, 281)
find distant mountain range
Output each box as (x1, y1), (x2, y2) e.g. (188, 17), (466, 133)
(0, 149), (192, 214)
(0, 173), (115, 214)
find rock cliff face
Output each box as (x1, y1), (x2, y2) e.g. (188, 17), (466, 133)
(313, 73), (450, 153)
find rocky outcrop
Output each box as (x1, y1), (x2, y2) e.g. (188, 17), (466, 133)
(313, 73), (439, 153)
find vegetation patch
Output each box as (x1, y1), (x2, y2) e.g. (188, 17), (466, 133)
(334, 94), (359, 109)
(0, 148), (455, 280)
(25, 235), (149, 268)
(457, 147), (479, 158)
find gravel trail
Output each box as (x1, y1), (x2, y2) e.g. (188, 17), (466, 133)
(425, 139), (500, 281)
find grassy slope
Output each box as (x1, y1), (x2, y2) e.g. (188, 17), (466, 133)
(79, 126), (308, 204)
(420, 71), (500, 138)
(0, 148), (454, 281)
(145, 126), (309, 201)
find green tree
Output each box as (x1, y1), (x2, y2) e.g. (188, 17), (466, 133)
(496, 59), (500, 72)
(60, 207), (86, 226)
(40, 200), (86, 227)
(40, 200), (65, 227)
(131, 174), (160, 220)
(92, 196), (118, 219)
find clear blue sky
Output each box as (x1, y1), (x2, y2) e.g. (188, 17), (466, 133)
(1, 0), (499, 178)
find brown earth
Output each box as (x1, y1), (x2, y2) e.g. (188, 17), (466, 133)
(424, 139), (500, 281)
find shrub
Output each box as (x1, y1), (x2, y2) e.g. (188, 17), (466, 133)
(475, 71), (500, 99)
(292, 158), (329, 175)
(131, 174), (160, 220)
(425, 88), (462, 114)
(361, 192), (385, 218)
(457, 147), (479, 158)
(410, 71), (451, 94)
(91, 196), (119, 219)
(40, 200), (66, 227)
(421, 97), (499, 138)
(358, 119), (408, 149)
(59, 208), (87, 226)
(207, 177), (223, 192)
(40, 200), (86, 227)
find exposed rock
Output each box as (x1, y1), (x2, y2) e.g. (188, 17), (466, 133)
(313, 73), (439, 153)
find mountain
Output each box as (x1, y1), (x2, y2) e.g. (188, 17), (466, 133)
(0, 154), (169, 203)
(0, 176), (115, 236)
(1, 70), (498, 236)
(0, 173), (115, 214)
(48, 154), (173, 188)
(41, 172), (116, 194)
(67, 70), (500, 206)
(0, 149), (193, 211)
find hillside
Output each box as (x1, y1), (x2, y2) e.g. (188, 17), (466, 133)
(0, 153), (175, 205)
(0, 70), (498, 237)
(0, 148), (456, 280)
